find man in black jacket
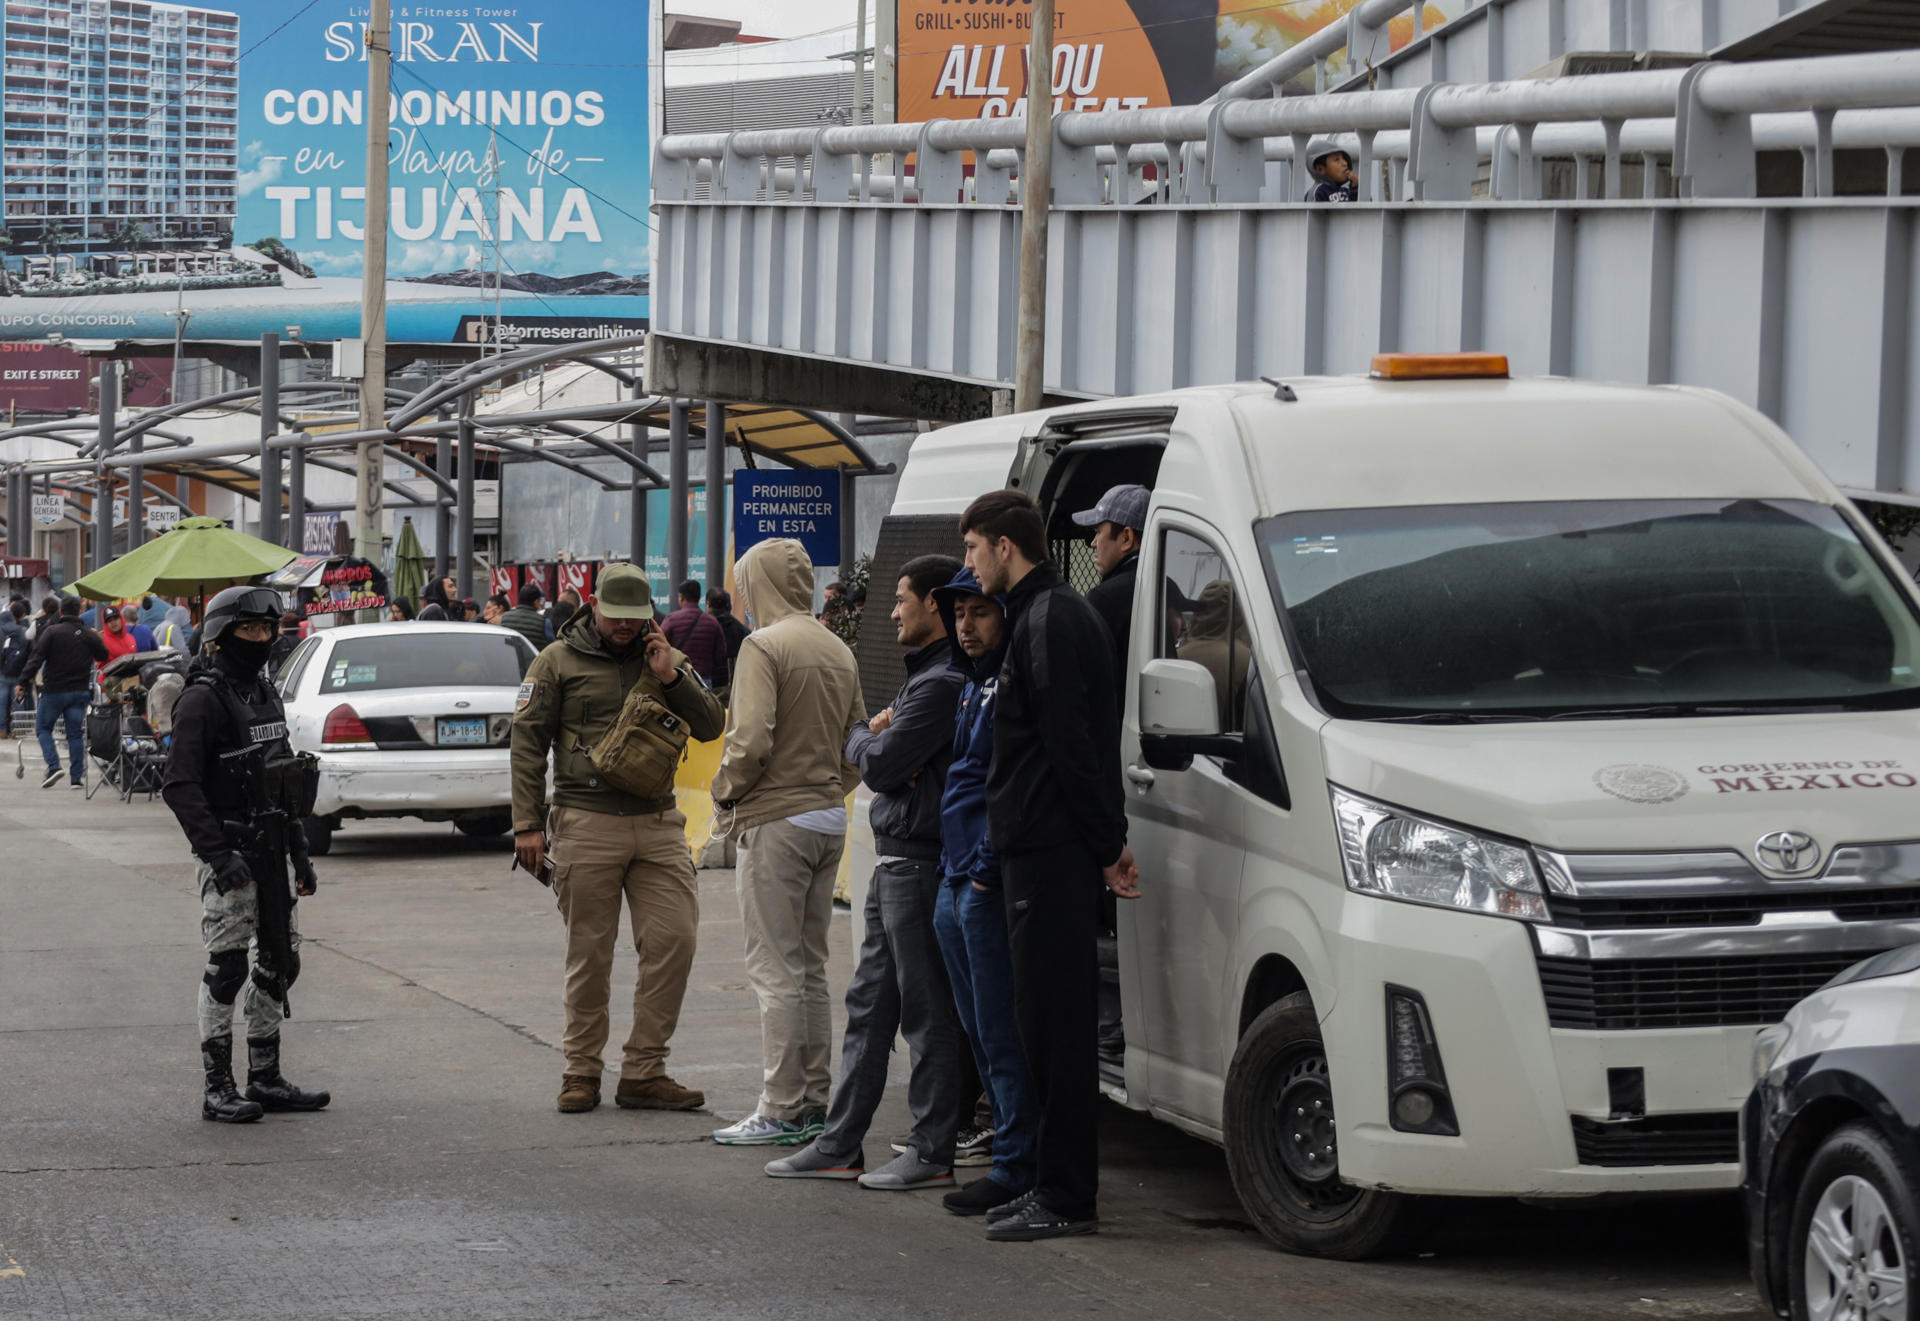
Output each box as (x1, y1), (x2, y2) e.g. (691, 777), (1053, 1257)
(960, 489), (1138, 1242)
(1072, 483), (1147, 679)
(763, 554), (970, 1190)
(15, 596), (107, 788)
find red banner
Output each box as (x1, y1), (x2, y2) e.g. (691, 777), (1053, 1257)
(489, 565), (521, 598)
(557, 562), (594, 598)
(523, 563), (558, 599)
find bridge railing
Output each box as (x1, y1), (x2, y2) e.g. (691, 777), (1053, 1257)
(656, 49), (1920, 208)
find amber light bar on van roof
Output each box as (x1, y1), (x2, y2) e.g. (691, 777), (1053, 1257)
(1370, 352), (1511, 380)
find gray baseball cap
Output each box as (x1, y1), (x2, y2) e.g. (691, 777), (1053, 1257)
(1071, 483), (1150, 532)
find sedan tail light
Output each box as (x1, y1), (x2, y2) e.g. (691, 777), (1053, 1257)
(322, 704), (372, 746)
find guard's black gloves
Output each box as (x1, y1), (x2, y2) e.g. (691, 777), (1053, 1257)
(210, 853), (252, 895)
(293, 855), (317, 896)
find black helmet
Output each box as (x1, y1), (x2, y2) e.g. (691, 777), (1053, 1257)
(202, 585), (284, 645)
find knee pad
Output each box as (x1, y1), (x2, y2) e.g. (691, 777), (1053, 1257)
(203, 949), (247, 1004)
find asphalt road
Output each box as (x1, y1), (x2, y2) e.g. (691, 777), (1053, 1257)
(0, 753), (1771, 1321)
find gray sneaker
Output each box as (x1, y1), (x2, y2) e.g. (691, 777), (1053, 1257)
(858, 1147), (955, 1190)
(764, 1139), (864, 1179)
(712, 1111), (825, 1146)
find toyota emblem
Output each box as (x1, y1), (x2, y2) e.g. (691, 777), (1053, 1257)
(1756, 830), (1822, 876)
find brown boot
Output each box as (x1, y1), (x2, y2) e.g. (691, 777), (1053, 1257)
(615, 1075), (706, 1111)
(556, 1074), (601, 1113)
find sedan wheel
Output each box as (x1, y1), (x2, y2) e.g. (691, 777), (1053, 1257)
(1789, 1122), (1918, 1321)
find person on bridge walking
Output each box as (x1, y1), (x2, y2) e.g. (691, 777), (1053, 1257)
(763, 553), (969, 1189)
(161, 586), (328, 1125)
(499, 584), (550, 651)
(710, 538), (866, 1147)
(1304, 138), (1358, 203)
(660, 579), (728, 688)
(15, 596), (106, 789)
(511, 563), (726, 1115)
(959, 489), (1139, 1242)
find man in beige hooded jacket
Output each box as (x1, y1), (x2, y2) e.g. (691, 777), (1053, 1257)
(711, 538), (867, 1145)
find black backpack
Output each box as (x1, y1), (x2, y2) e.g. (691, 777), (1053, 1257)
(0, 625), (26, 677)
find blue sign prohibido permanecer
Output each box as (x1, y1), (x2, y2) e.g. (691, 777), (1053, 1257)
(732, 471), (841, 565)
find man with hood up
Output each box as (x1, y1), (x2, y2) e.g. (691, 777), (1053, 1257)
(763, 553), (968, 1188)
(710, 538), (866, 1147)
(925, 565), (1042, 1220)
(512, 563), (726, 1115)
(1303, 137), (1358, 202)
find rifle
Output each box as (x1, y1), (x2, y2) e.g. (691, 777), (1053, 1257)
(218, 741), (319, 1017)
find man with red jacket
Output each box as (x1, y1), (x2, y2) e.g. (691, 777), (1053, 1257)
(660, 580), (728, 686)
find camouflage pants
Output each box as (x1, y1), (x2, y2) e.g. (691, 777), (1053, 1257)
(196, 860), (301, 1043)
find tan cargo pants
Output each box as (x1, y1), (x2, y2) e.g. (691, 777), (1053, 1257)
(547, 805), (699, 1082)
(735, 818), (845, 1121)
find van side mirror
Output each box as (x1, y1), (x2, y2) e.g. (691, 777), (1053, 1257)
(1139, 658), (1242, 770)
(1140, 659), (1220, 736)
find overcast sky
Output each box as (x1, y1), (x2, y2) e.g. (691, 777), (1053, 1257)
(679, 1), (863, 39)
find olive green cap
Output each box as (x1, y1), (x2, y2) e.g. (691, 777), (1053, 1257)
(593, 563), (656, 619)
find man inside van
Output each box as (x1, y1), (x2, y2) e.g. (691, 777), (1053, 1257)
(1072, 483), (1148, 682)
(959, 489), (1139, 1242)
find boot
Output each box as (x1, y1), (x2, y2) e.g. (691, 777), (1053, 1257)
(202, 1037), (264, 1124)
(244, 1036), (331, 1112)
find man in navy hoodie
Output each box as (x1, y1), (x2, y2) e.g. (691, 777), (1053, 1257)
(927, 565), (1041, 1218)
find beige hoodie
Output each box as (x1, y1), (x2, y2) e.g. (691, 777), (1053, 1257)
(712, 538), (866, 834)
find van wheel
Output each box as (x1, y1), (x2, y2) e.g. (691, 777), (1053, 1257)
(1787, 1122), (1919, 1321)
(455, 812), (513, 839)
(1224, 991), (1411, 1260)
(302, 816), (334, 857)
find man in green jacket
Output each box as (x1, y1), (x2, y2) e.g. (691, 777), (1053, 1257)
(511, 563), (726, 1114)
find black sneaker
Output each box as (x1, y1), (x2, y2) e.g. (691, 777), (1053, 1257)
(986, 1187), (1038, 1225)
(40, 767), (62, 789)
(944, 1176), (1025, 1218)
(985, 1200), (1097, 1242)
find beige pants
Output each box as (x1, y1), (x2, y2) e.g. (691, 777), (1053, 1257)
(736, 818), (845, 1120)
(548, 805), (699, 1082)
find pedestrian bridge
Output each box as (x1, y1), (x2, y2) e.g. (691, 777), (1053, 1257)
(650, 36), (1920, 502)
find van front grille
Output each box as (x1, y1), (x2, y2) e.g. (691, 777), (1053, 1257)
(1570, 1113), (1739, 1166)
(1546, 890), (1920, 929)
(1537, 951), (1874, 1030)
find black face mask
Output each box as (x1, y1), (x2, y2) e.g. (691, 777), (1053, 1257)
(217, 633), (273, 673)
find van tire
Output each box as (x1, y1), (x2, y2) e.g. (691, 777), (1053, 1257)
(1224, 991), (1411, 1260)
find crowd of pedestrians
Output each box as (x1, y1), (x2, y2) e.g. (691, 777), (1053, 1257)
(501, 482), (1143, 1243)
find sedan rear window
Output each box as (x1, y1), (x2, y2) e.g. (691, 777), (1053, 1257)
(318, 632), (535, 693)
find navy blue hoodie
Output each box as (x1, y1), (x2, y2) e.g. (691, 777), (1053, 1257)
(932, 567), (1007, 889)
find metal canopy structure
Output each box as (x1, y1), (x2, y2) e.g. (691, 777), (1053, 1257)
(2, 337), (890, 596)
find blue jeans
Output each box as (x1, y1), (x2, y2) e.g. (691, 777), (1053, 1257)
(35, 687), (87, 779)
(933, 876), (1039, 1192)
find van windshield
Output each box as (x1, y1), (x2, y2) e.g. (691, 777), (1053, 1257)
(1258, 499), (1920, 721)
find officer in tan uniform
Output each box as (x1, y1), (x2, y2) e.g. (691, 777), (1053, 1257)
(511, 563), (726, 1113)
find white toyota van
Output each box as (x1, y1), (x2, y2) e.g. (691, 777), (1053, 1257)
(848, 355), (1920, 1259)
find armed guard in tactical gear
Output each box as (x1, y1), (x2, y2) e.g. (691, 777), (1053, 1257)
(161, 586), (329, 1123)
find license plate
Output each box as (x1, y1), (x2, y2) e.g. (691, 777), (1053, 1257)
(437, 717), (488, 746)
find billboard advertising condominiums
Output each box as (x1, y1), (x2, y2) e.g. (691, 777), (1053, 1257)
(0, 0), (653, 346)
(895, 0), (1457, 122)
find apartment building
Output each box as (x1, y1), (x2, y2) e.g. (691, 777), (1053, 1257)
(2, 0), (238, 247)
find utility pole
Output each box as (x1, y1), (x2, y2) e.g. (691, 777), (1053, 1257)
(354, 0), (391, 606)
(1015, 0), (1055, 414)
(853, 0), (868, 126)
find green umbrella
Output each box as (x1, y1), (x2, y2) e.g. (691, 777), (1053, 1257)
(70, 515), (298, 602)
(392, 516), (429, 610)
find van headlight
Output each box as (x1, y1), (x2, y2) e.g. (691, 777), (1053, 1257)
(1751, 1023), (1793, 1082)
(1331, 787), (1549, 922)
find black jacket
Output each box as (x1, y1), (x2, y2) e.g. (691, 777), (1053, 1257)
(162, 653), (308, 865)
(1085, 551), (1138, 680)
(498, 604), (549, 652)
(714, 611), (749, 676)
(845, 638), (964, 856)
(19, 618), (108, 694)
(987, 562), (1128, 867)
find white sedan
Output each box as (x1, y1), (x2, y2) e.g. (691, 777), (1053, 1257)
(275, 621), (540, 854)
